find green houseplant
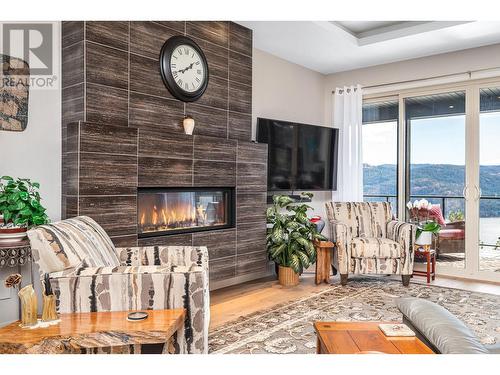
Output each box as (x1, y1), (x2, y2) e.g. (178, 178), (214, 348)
(266, 192), (326, 286)
(0, 176), (49, 243)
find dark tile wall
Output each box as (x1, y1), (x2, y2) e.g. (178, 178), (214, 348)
(62, 21), (270, 288)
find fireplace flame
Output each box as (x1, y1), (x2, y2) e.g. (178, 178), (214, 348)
(138, 192), (227, 234)
(152, 205), (158, 225)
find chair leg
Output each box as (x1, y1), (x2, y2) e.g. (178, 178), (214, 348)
(340, 274), (348, 286)
(402, 275), (411, 286)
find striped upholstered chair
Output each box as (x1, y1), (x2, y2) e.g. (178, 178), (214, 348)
(27, 216), (209, 354)
(325, 202), (416, 286)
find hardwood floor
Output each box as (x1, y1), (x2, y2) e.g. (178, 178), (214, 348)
(209, 272), (500, 330)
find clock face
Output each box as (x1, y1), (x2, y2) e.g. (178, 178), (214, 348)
(170, 44), (205, 93)
(159, 36), (209, 102)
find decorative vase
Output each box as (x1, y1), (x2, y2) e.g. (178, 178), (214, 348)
(278, 266), (299, 287)
(415, 231), (433, 246)
(42, 293), (58, 322)
(18, 285), (38, 327)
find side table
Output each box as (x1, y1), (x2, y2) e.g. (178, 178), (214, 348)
(412, 245), (436, 283)
(314, 240), (335, 285)
(0, 309), (186, 354)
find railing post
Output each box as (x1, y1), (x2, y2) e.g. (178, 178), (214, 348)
(442, 197), (446, 219)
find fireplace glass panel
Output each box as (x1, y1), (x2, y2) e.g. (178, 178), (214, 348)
(138, 188), (234, 236)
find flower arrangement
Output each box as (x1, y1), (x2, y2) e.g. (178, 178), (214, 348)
(406, 198), (433, 223)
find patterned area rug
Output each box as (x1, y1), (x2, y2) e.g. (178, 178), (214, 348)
(209, 278), (500, 354)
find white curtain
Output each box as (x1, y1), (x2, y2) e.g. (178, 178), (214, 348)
(332, 84), (363, 202)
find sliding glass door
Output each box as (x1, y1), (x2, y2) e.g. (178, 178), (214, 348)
(405, 91), (467, 270)
(362, 80), (500, 282)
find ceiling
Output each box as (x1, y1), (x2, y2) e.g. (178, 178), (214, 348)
(238, 21), (500, 74)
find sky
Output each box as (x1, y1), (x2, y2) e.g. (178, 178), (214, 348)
(362, 113), (500, 166)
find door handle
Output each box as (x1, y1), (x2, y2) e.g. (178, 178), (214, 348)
(462, 186), (470, 200)
(474, 185), (482, 200)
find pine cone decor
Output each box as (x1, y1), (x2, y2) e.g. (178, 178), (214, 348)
(5, 273), (22, 288)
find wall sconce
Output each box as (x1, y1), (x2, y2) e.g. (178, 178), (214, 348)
(183, 116), (195, 135)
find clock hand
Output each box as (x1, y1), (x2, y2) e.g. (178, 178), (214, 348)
(176, 62), (195, 75)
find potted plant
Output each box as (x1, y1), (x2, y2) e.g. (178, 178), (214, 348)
(266, 192), (326, 287)
(0, 176), (49, 243)
(407, 199), (441, 246)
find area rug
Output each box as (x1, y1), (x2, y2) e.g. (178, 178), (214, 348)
(208, 278), (500, 354)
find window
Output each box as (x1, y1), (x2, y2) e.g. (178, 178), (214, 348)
(362, 100), (398, 212)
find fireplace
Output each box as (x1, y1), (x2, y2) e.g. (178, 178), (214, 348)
(138, 187), (235, 237)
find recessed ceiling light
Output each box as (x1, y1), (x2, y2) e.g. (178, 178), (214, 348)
(449, 105), (454, 109)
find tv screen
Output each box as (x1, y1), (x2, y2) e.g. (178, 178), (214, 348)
(257, 118), (338, 191)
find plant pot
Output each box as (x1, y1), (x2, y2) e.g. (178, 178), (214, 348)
(415, 231), (433, 246)
(0, 220), (28, 244)
(278, 266), (299, 287)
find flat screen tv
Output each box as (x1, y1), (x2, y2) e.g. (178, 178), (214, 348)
(257, 117), (339, 191)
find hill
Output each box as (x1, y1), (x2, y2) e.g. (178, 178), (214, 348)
(363, 164), (500, 217)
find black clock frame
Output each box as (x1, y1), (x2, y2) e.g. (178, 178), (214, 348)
(159, 35), (209, 102)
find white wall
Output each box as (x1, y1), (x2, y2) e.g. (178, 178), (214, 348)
(0, 22), (61, 326)
(253, 48), (332, 218)
(323, 42), (500, 125)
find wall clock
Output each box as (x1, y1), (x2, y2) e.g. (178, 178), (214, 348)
(159, 35), (209, 102)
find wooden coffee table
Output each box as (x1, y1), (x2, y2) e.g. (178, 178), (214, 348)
(0, 309), (185, 354)
(314, 321), (434, 354)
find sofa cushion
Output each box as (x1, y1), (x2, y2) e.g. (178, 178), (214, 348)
(395, 297), (489, 354)
(28, 216), (120, 273)
(351, 237), (402, 258)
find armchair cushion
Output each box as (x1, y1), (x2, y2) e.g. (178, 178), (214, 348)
(351, 237), (402, 258)
(27, 216), (120, 273)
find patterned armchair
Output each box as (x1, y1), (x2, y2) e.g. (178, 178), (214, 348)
(27, 216), (209, 354)
(325, 202), (416, 286)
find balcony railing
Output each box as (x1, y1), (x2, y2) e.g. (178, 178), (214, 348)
(363, 194), (500, 248)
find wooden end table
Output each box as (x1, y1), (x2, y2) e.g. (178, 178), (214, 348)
(314, 240), (335, 285)
(413, 245), (436, 283)
(314, 321), (434, 354)
(0, 309), (185, 354)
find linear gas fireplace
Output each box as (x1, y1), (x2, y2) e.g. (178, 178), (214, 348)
(138, 187), (235, 237)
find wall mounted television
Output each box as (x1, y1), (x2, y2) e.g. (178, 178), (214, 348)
(257, 117), (339, 191)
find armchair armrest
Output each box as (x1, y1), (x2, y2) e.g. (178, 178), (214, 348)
(114, 245), (208, 271)
(387, 220), (416, 275)
(48, 264), (209, 354)
(327, 220), (352, 275)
